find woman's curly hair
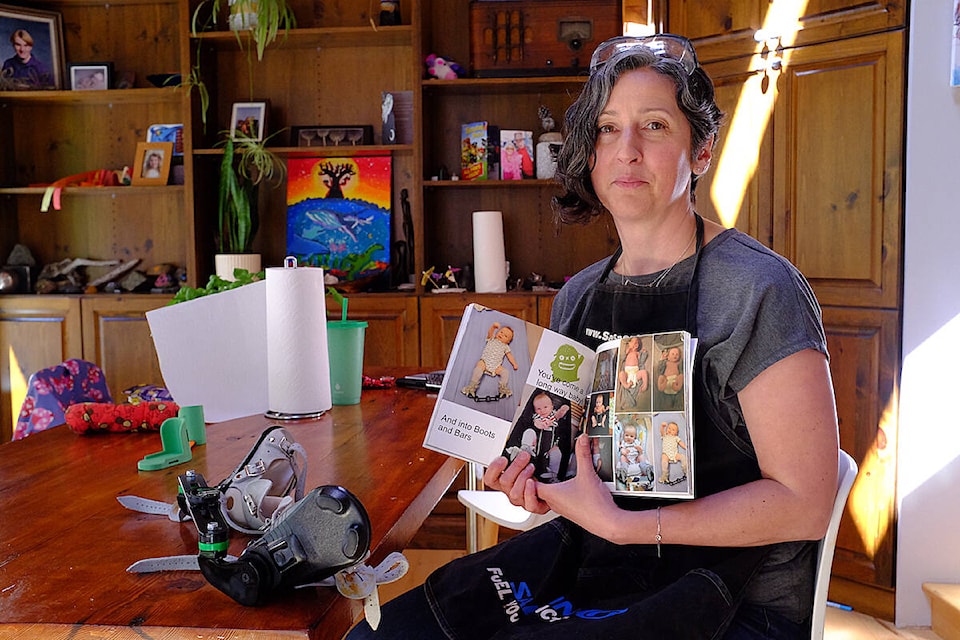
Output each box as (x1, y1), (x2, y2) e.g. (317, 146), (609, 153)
(552, 46), (723, 225)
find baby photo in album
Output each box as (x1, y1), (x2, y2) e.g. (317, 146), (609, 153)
(439, 307), (532, 422)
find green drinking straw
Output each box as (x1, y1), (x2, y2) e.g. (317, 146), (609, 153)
(327, 287), (347, 321)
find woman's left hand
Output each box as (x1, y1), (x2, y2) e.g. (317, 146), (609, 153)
(537, 434), (622, 540)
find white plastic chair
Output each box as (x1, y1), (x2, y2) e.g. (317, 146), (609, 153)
(458, 462), (558, 552)
(810, 449), (858, 640)
(459, 451), (858, 640)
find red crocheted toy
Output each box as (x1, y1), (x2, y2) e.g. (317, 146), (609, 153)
(65, 401), (180, 435)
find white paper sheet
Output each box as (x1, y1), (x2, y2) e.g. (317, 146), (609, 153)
(146, 281), (269, 423)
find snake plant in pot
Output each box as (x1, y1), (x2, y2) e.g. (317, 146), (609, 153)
(215, 132), (285, 280)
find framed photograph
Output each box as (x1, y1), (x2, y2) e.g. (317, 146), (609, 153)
(68, 62), (112, 91)
(132, 141), (174, 186)
(0, 4), (65, 90)
(230, 101), (267, 140)
(291, 125), (373, 147)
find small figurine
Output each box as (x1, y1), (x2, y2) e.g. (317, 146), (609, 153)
(421, 265), (466, 292)
(424, 53), (466, 80)
(536, 105), (563, 180)
(379, 1), (400, 26)
(539, 105), (557, 134)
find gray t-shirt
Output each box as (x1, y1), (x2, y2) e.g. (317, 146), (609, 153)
(550, 228), (828, 622)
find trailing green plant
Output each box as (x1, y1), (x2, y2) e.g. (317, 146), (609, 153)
(217, 129), (287, 254)
(191, 0), (296, 61)
(180, 62), (210, 131)
(185, 0), (295, 127)
(169, 268), (264, 304)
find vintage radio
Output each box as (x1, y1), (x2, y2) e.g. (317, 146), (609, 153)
(469, 0), (621, 77)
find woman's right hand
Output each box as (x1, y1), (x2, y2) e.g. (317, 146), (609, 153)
(484, 450), (551, 515)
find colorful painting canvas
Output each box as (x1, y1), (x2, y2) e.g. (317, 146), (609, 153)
(286, 156), (392, 283)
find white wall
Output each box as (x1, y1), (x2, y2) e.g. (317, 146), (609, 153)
(897, 0), (960, 627)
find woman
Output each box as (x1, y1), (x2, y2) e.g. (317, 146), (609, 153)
(348, 34), (839, 640)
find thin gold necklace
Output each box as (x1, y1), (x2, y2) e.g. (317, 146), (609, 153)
(620, 228), (696, 288)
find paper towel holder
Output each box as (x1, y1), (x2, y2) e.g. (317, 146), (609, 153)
(263, 256), (330, 421)
(265, 408), (327, 420)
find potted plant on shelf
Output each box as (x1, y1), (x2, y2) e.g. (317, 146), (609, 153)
(215, 132), (286, 280)
(186, 0), (296, 129)
(192, 0), (296, 60)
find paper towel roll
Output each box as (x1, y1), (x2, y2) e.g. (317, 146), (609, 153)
(265, 264), (332, 417)
(473, 210), (507, 293)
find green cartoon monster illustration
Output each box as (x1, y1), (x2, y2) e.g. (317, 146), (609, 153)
(550, 345), (584, 383)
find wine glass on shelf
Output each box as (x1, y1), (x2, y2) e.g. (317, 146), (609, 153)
(346, 128), (364, 146)
(328, 128), (346, 147)
(315, 128), (330, 147)
(300, 129), (317, 147)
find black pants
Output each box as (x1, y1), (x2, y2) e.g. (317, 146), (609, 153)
(346, 519), (802, 640)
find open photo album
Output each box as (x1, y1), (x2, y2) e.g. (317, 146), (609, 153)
(422, 303), (697, 498)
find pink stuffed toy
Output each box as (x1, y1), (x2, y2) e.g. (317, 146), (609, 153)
(424, 53), (466, 80)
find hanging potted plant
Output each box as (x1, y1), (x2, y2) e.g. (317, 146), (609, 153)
(192, 0), (296, 61)
(187, 0), (296, 129)
(215, 131), (285, 280)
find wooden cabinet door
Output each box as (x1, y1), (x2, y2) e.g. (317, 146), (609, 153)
(0, 296), (82, 442)
(80, 296), (170, 402)
(667, 0), (905, 63)
(771, 31), (903, 309)
(325, 294), (420, 367)
(697, 54), (775, 245)
(666, 0), (766, 61)
(821, 304), (899, 619)
(420, 294), (538, 369)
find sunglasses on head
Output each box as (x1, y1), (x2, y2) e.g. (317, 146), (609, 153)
(589, 34), (699, 76)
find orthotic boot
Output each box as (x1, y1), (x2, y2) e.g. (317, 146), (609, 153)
(198, 484), (371, 606)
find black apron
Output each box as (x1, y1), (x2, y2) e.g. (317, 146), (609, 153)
(425, 215), (772, 640)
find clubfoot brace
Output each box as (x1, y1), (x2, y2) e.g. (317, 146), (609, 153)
(197, 483), (372, 606)
(118, 425), (308, 533)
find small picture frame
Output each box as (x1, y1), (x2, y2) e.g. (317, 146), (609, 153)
(291, 125), (373, 147)
(68, 62), (112, 91)
(132, 141), (173, 186)
(0, 3), (65, 90)
(230, 101), (267, 140)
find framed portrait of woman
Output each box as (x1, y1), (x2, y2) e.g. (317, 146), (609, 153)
(0, 4), (64, 90)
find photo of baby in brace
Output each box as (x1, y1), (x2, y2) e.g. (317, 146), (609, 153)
(654, 414), (690, 490)
(613, 415), (655, 492)
(503, 389), (573, 483)
(592, 347), (616, 392)
(442, 308), (532, 422)
(587, 391), (612, 436)
(589, 434), (614, 483)
(615, 335), (653, 412)
(654, 333), (686, 412)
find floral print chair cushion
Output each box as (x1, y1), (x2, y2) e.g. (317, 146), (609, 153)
(14, 359), (113, 440)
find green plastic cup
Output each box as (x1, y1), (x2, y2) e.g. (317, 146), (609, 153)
(327, 320), (368, 405)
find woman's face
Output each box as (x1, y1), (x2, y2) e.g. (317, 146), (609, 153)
(590, 67), (702, 220)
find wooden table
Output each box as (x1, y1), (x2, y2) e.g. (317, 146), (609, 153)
(0, 381), (461, 640)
